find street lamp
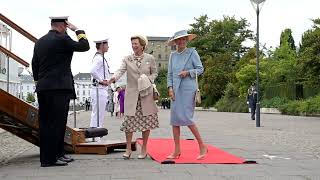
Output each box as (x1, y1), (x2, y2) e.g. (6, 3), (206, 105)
(250, 0), (265, 127)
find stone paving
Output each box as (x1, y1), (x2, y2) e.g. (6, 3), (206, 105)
(1, 109), (320, 180)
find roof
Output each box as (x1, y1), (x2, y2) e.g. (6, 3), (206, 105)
(19, 75), (33, 82)
(147, 36), (170, 41)
(74, 73), (91, 81)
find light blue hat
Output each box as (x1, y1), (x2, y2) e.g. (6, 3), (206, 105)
(167, 30), (197, 45)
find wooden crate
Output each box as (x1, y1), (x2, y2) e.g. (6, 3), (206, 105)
(74, 140), (136, 155)
(64, 127), (86, 145)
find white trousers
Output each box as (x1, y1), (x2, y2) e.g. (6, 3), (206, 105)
(90, 87), (108, 128)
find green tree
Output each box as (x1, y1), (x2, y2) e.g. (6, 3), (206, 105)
(274, 28), (297, 61)
(154, 68), (168, 99)
(188, 15), (253, 106)
(280, 28), (296, 51)
(26, 92), (35, 103)
(201, 53), (234, 106)
(189, 15), (253, 61)
(298, 18), (320, 85)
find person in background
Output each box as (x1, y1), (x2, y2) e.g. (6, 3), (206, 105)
(113, 87), (120, 118)
(107, 88), (114, 117)
(85, 98), (90, 111)
(119, 86), (126, 118)
(247, 82), (258, 120)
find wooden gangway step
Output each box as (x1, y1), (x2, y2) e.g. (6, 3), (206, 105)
(0, 89), (135, 154)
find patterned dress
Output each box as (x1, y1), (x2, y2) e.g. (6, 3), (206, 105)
(120, 54), (159, 132)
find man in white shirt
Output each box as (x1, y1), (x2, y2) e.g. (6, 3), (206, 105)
(89, 39), (111, 134)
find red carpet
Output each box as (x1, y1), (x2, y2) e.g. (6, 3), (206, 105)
(137, 138), (251, 164)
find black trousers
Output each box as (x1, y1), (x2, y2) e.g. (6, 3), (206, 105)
(250, 104), (256, 120)
(37, 90), (71, 164)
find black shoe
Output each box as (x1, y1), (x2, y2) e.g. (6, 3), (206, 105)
(41, 160), (68, 167)
(58, 155), (74, 163)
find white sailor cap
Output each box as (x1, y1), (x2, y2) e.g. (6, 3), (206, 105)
(93, 39), (109, 44)
(49, 16), (69, 23)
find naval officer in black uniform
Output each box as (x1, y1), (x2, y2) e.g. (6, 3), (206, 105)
(32, 16), (90, 167)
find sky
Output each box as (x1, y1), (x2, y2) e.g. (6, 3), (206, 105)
(1, 0), (320, 74)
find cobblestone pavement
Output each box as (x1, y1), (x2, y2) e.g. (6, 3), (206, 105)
(1, 110), (320, 180)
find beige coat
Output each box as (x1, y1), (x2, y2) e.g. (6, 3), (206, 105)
(113, 53), (158, 116)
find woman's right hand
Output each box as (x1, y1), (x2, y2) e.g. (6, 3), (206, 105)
(168, 88), (175, 101)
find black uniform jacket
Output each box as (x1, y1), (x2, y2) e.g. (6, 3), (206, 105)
(32, 30), (90, 94)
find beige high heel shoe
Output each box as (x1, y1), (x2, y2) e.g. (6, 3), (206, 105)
(137, 154), (148, 159)
(123, 151), (132, 159)
(166, 153), (181, 159)
(196, 148), (208, 160)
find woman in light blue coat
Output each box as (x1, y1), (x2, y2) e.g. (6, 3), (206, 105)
(167, 30), (207, 160)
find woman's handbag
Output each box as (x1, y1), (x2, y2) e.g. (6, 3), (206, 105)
(195, 71), (201, 104)
(153, 84), (160, 100)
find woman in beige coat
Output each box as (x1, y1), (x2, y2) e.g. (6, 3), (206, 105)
(109, 35), (159, 159)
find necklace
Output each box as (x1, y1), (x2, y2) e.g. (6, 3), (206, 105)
(177, 48), (187, 54)
(133, 53), (144, 61)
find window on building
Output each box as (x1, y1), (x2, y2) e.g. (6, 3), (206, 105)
(83, 85), (85, 88)
(21, 86), (23, 90)
(83, 97), (85, 102)
(77, 90), (79, 96)
(158, 63), (161, 68)
(77, 84), (79, 88)
(88, 90), (90, 95)
(158, 54), (161, 59)
(83, 90), (85, 95)
(27, 86), (29, 90)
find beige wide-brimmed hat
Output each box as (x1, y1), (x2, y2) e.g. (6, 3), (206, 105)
(131, 35), (148, 46)
(167, 30), (197, 46)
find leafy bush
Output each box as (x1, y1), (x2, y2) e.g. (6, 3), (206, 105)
(215, 83), (249, 113)
(279, 95), (320, 115)
(261, 97), (288, 108)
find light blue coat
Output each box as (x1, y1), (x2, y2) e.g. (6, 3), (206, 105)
(167, 48), (204, 126)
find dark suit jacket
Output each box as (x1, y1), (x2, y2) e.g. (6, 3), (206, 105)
(32, 30), (90, 96)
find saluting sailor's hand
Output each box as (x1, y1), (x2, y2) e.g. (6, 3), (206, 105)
(178, 70), (189, 78)
(66, 21), (78, 31)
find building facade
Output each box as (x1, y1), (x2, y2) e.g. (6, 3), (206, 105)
(73, 73), (92, 105)
(19, 74), (36, 102)
(0, 22), (20, 97)
(146, 36), (174, 70)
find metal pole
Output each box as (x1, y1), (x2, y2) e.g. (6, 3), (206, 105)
(73, 99), (76, 128)
(96, 84), (100, 128)
(6, 30), (10, 93)
(256, 6), (261, 127)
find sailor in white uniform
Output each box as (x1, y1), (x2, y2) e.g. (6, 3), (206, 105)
(89, 38), (111, 130)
